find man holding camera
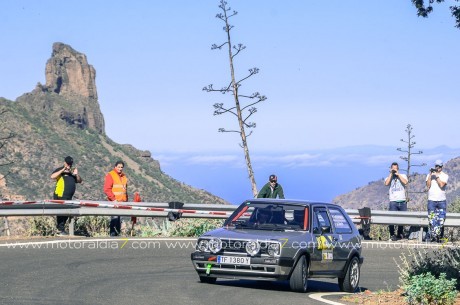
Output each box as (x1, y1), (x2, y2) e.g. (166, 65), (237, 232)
(384, 162), (408, 241)
(425, 160), (448, 242)
(51, 156), (82, 235)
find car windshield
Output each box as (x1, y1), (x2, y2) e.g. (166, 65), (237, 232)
(225, 201), (308, 231)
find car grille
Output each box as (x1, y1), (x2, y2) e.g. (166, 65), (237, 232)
(220, 239), (270, 255)
(196, 262), (276, 273)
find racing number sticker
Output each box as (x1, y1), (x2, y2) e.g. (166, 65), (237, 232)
(321, 250), (333, 260)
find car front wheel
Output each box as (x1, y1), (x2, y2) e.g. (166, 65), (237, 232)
(338, 256), (360, 292)
(289, 255), (309, 292)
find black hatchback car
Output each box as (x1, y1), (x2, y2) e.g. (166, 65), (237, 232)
(191, 199), (364, 292)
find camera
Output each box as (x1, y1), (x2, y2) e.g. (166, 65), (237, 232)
(430, 168), (437, 173)
(391, 170), (397, 174)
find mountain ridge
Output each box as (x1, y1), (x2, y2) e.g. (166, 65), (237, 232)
(0, 42), (228, 205)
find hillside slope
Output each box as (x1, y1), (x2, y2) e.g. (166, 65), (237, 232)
(0, 42), (227, 205)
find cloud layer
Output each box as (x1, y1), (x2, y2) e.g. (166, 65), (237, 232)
(154, 146), (460, 170)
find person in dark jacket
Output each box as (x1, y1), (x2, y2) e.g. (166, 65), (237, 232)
(51, 156), (82, 235)
(257, 174), (285, 199)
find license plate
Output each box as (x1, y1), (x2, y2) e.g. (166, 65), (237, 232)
(217, 255), (251, 265)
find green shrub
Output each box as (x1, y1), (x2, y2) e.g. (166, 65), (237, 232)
(75, 216), (110, 237)
(135, 219), (171, 237)
(368, 224), (390, 240)
(68, 217), (223, 238)
(131, 218), (223, 237)
(448, 196), (460, 213)
(396, 247), (460, 290)
(25, 216), (223, 238)
(405, 273), (457, 305)
(169, 218), (224, 237)
(27, 216), (57, 236)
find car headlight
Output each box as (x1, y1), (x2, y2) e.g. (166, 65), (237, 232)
(267, 242), (281, 257)
(208, 238), (222, 253)
(245, 240), (261, 256)
(197, 239), (209, 252)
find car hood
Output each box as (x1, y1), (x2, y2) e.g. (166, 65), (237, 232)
(199, 227), (306, 241)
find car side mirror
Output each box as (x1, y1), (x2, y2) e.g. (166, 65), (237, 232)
(321, 226), (331, 234)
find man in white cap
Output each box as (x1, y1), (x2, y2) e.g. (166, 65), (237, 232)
(425, 159), (448, 242)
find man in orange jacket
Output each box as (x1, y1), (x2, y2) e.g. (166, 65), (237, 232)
(104, 160), (128, 236)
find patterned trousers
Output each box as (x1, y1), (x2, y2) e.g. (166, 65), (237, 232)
(427, 200), (447, 239)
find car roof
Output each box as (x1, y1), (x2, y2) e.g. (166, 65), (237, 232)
(243, 198), (341, 208)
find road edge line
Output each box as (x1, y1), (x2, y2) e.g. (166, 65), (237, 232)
(309, 292), (350, 305)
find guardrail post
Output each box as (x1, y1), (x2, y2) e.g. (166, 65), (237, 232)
(69, 217), (75, 236)
(3, 217), (10, 236)
(418, 227), (424, 242)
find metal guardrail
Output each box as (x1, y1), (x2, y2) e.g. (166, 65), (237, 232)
(1, 201), (459, 237)
(353, 210), (460, 227)
(0, 201), (231, 218)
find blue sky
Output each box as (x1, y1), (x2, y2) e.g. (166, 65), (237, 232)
(1, 1), (459, 204)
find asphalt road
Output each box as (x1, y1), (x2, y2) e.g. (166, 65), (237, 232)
(0, 238), (438, 305)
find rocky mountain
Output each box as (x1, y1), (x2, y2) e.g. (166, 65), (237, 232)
(0, 42), (228, 205)
(333, 157), (460, 211)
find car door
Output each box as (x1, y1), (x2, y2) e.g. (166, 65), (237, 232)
(327, 207), (355, 272)
(310, 206), (340, 272)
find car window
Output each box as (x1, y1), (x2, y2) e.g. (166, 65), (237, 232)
(312, 208), (331, 234)
(225, 201), (308, 230)
(329, 208), (353, 234)
(249, 207), (288, 225)
(285, 207), (308, 230)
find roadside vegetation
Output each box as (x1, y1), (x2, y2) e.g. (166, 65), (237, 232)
(25, 216), (224, 238)
(343, 239), (460, 304)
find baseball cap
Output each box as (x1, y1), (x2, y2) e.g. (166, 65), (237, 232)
(269, 174), (277, 182)
(435, 160), (443, 167)
(64, 156), (73, 165)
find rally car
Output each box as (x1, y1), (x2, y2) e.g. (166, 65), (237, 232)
(190, 199), (363, 292)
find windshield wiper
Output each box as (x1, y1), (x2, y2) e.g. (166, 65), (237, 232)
(233, 221), (252, 228)
(257, 224), (286, 231)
